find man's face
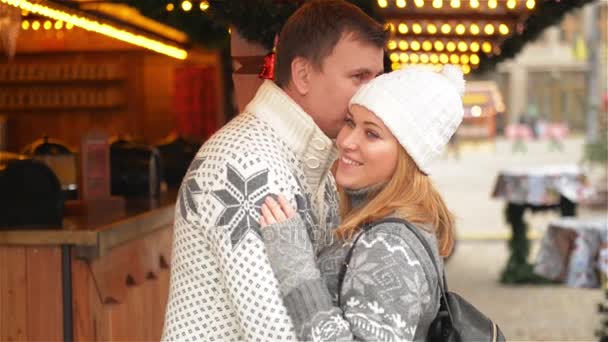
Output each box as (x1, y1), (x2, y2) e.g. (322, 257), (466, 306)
(305, 33), (384, 139)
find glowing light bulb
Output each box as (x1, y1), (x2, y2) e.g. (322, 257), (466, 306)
(422, 40), (432, 51)
(441, 24), (451, 34)
(499, 24), (509, 35)
(458, 41), (468, 52)
(470, 54), (480, 65)
(411, 40), (421, 51)
(470, 24), (480, 35)
(470, 42), (480, 52)
(455, 24), (466, 35)
(181, 1), (192, 11)
(526, 0), (535, 9)
(484, 24), (495, 35)
(412, 23), (422, 34)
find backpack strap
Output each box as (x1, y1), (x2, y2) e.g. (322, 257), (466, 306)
(337, 217), (455, 327)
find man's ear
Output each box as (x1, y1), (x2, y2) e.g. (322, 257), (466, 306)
(290, 57), (312, 96)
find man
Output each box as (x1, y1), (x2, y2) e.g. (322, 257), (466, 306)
(162, 1), (387, 340)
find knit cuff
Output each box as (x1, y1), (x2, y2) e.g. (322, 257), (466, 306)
(261, 215), (319, 295)
(283, 278), (335, 327)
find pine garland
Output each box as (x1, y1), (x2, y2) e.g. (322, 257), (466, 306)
(123, 0), (595, 73)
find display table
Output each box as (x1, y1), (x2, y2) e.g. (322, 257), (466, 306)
(492, 165), (590, 284)
(534, 217), (607, 288)
(0, 194), (175, 341)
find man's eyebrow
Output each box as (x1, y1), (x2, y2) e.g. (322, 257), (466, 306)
(350, 68), (373, 75)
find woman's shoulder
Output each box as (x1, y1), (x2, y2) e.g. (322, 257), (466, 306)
(363, 217), (435, 244)
(359, 217), (441, 267)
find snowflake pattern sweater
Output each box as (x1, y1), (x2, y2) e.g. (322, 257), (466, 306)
(262, 188), (444, 342)
(161, 80), (340, 341)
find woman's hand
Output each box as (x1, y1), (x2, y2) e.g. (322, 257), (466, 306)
(260, 194), (296, 227)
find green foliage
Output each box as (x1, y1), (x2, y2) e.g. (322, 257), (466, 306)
(122, 0), (595, 73)
(585, 141), (608, 163)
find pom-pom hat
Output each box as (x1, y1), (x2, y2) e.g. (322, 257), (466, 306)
(349, 65), (465, 175)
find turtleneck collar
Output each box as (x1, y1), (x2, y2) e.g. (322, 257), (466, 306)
(345, 183), (386, 209)
(246, 80), (338, 192)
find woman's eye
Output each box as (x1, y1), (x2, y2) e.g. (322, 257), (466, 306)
(345, 118), (355, 126)
(366, 131), (379, 139)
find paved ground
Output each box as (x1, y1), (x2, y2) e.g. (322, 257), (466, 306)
(432, 136), (606, 341)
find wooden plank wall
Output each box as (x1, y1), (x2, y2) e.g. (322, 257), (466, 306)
(0, 225), (172, 341)
(73, 226), (173, 341)
(0, 246), (63, 341)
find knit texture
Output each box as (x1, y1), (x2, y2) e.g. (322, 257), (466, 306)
(263, 187), (444, 341)
(349, 65), (465, 174)
(161, 80), (340, 341)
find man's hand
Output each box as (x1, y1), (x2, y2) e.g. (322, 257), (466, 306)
(260, 194), (296, 227)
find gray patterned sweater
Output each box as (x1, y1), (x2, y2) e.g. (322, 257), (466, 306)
(162, 80), (341, 341)
(262, 188), (443, 342)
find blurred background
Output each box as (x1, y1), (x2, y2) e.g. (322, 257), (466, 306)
(0, 0), (606, 341)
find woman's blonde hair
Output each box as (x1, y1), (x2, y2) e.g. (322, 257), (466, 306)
(335, 147), (455, 257)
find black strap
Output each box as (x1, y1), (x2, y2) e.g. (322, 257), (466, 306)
(337, 217), (455, 326)
(336, 222), (372, 305)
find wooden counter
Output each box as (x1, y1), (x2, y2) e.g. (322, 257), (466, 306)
(0, 194), (176, 341)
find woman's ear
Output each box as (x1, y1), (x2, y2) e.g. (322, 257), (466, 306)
(289, 57), (311, 96)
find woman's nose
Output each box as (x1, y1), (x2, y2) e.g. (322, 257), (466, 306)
(337, 129), (358, 151)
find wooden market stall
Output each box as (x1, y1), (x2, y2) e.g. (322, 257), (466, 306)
(459, 80), (506, 141)
(0, 1), (224, 340)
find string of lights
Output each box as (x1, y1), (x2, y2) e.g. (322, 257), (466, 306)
(1, 0), (188, 60)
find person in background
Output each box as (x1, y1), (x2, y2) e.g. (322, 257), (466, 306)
(161, 1), (387, 340)
(260, 65), (465, 341)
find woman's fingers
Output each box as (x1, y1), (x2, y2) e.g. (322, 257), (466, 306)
(260, 194), (297, 227)
(277, 194), (296, 218)
(265, 196), (287, 222)
(261, 202), (276, 225)
(259, 216), (268, 228)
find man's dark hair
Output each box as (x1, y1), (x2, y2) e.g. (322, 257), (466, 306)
(274, 0), (389, 88)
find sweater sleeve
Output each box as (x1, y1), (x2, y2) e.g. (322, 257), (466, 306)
(263, 220), (436, 341)
(163, 153), (299, 341)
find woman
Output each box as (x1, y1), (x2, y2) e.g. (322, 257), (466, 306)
(259, 65), (465, 341)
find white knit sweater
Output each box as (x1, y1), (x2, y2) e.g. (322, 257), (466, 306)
(162, 81), (340, 341)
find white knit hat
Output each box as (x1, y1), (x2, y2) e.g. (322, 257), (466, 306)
(349, 65), (465, 175)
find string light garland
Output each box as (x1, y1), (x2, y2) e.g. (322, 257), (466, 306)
(1, 0), (188, 60)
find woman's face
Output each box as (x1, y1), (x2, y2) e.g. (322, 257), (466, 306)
(335, 104), (400, 190)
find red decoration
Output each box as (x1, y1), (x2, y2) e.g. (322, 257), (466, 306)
(259, 51), (276, 80)
(173, 66), (219, 140)
(259, 35), (279, 80)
